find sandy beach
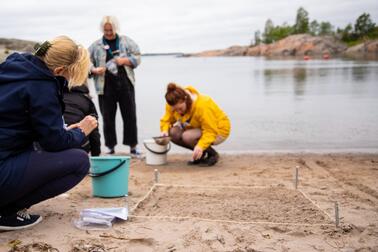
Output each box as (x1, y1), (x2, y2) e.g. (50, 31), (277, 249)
(1, 153), (378, 251)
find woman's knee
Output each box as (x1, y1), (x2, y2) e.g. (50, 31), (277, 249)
(169, 126), (183, 143)
(68, 149), (90, 175)
(181, 129), (202, 145)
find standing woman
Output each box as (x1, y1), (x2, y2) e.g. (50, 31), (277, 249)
(160, 83), (231, 166)
(0, 36), (97, 230)
(89, 16), (141, 156)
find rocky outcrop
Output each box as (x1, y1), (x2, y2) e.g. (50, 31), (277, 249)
(246, 44), (270, 56)
(189, 45), (248, 57)
(258, 34), (347, 57)
(0, 38), (37, 62)
(0, 38), (36, 52)
(344, 40), (378, 59)
(0, 49), (12, 63)
(189, 34), (352, 58)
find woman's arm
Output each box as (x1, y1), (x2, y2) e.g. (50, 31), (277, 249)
(160, 104), (175, 135)
(27, 81), (88, 151)
(196, 107), (219, 150)
(116, 36), (141, 68)
(88, 42), (106, 75)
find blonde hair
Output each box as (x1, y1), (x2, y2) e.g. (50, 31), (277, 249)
(100, 16), (120, 34)
(41, 36), (90, 88)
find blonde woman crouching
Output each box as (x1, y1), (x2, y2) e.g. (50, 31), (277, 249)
(0, 36), (97, 230)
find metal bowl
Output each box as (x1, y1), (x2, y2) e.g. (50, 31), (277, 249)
(153, 136), (171, 145)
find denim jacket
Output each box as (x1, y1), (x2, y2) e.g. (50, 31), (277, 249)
(88, 35), (141, 95)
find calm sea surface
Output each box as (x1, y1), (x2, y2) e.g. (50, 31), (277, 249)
(89, 56), (378, 153)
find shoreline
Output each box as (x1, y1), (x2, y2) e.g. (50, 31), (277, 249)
(1, 152), (377, 251)
(165, 148), (378, 155)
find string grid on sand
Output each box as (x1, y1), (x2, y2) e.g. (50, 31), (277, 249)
(129, 183), (335, 227)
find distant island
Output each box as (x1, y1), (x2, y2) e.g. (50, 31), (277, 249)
(185, 34), (378, 59)
(1, 35), (377, 62)
(142, 53), (184, 57)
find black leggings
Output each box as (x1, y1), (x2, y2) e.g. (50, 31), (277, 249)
(0, 148), (89, 215)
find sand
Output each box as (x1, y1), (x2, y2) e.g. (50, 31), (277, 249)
(1, 153), (378, 251)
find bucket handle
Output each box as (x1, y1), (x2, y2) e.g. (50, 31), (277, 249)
(143, 142), (171, 155)
(88, 160), (127, 178)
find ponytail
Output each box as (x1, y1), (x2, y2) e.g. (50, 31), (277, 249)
(36, 36), (90, 88)
(165, 82), (187, 106)
(165, 82), (193, 112)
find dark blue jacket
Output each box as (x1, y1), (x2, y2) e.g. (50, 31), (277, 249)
(0, 53), (85, 189)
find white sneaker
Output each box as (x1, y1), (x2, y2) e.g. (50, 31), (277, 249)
(130, 149), (143, 159)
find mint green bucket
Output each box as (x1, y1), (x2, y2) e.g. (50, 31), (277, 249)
(89, 156), (130, 197)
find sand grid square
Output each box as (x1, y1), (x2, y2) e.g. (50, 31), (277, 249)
(133, 185), (333, 224)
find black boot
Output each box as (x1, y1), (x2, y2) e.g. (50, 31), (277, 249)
(187, 152), (207, 165)
(201, 147), (219, 166)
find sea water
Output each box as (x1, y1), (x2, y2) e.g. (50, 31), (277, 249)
(88, 56), (378, 153)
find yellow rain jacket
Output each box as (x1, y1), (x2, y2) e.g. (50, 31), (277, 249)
(160, 86), (231, 150)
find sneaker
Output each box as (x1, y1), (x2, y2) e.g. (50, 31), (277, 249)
(0, 209), (42, 231)
(130, 148), (143, 159)
(106, 147), (115, 155)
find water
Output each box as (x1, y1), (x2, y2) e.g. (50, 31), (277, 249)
(89, 56), (378, 153)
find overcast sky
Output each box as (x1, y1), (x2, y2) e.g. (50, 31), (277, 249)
(1, 0), (377, 53)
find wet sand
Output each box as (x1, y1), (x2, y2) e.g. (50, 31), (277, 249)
(1, 153), (378, 251)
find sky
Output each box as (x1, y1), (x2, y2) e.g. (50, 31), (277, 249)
(1, 0), (377, 53)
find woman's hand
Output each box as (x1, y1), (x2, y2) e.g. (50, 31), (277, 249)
(79, 115), (98, 136)
(68, 115), (98, 136)
(91, 67), (106, 75)
(192, 146), (203, 160)
(115, 57), (132, 66)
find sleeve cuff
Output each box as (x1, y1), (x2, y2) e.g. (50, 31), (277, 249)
(128, 56), (138, 68)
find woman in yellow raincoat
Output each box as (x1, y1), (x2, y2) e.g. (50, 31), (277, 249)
(160, 83), (231, 166)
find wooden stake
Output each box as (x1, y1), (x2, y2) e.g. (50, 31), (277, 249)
(295, 166), (299, 189)
(335, 201), (339, 227)
(154, 169), (159, 183)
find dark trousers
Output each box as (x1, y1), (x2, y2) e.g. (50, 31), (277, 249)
(98, 70), (138, 149)
(0, 149), (89, 215)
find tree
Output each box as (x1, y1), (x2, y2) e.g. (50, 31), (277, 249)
(309, 20), (319, 35)
(254, 30), (262, 45)
(339, 23), (354, 41)
(263, 19), (274, 44)
(319, 21), (334, 35)
(354, 13), (375, 36)
(270, 23), (294, 41)
(294, 7), (309, 34)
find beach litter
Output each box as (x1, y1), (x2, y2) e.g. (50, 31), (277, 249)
(73, 207), (128, 230)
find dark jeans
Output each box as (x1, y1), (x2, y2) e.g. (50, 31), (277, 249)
(98, 68), (138, 149)
(0, 148), (89, 215)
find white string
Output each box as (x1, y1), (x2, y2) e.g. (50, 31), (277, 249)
(128, 214), (334, 227)
(298, 189), (334, 221)
(129, 183), (334, 226)
(130, 184), (157, 213)
(154, 183), (275, 189)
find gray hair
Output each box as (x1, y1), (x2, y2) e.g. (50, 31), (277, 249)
(100, 16), (120, 34)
